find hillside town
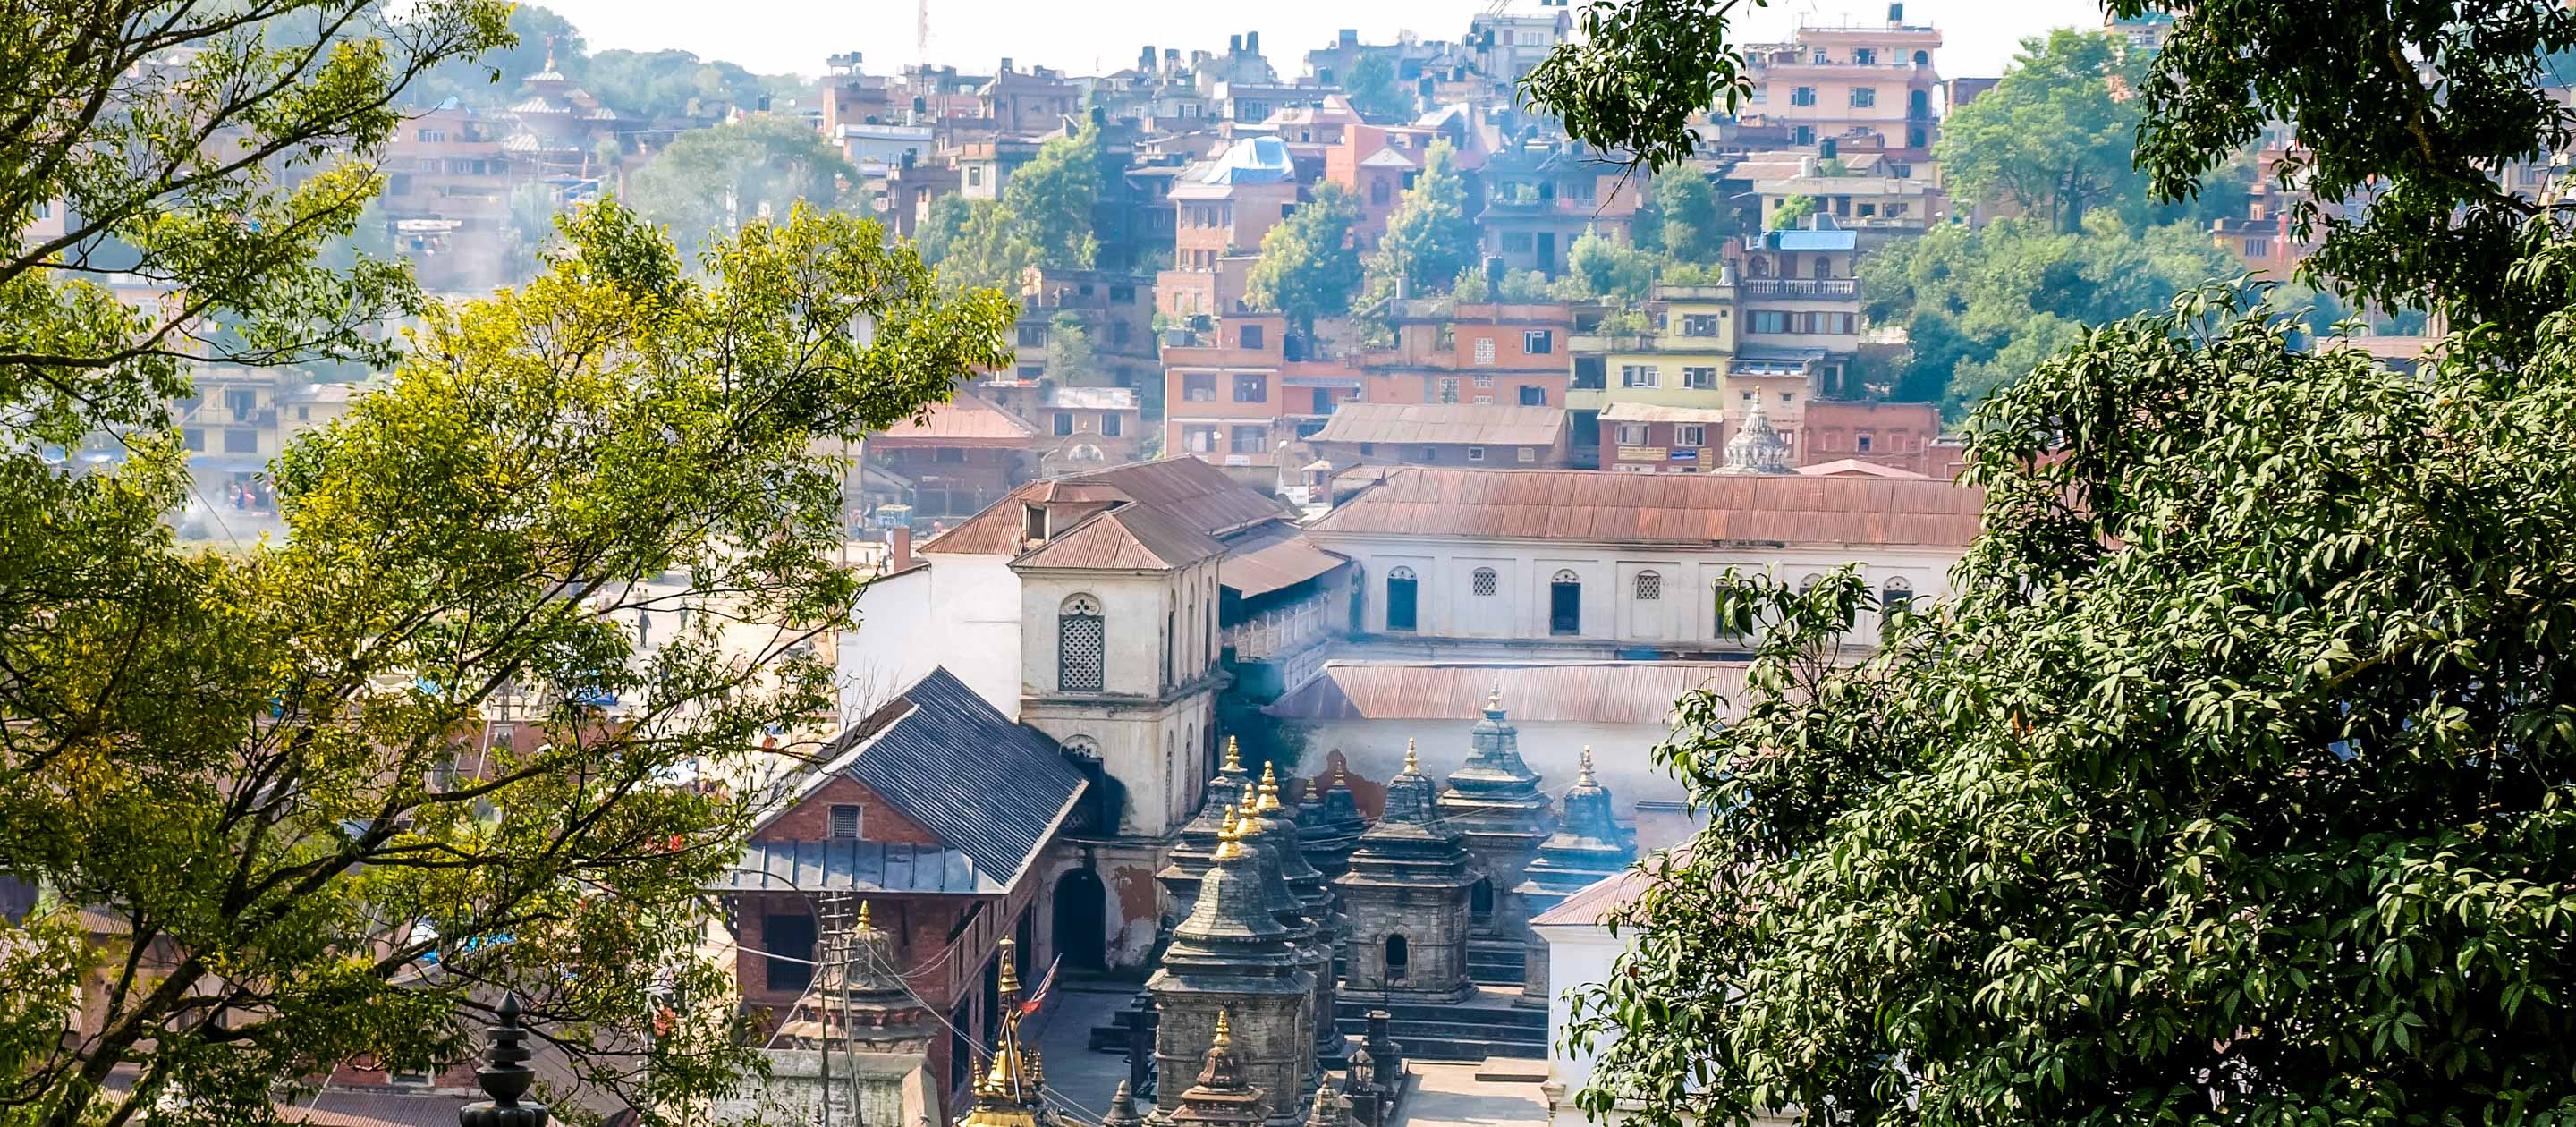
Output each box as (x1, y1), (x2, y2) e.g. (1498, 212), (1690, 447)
(8, 2), (2567, 1127)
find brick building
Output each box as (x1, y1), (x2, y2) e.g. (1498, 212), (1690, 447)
(868, 394), (1038, 521)
(1308, 403), (1571, 470)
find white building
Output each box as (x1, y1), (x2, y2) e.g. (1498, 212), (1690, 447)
(835, 456), (1350, 966)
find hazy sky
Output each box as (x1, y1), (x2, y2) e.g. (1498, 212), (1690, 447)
(534, 0), (2106, 82)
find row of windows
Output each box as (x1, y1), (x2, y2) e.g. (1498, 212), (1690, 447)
(1181, 425), (1273, 455)
(1614, 423), (1710, 446)
(1620, 365), (1723, 389)
(1435, 379), (1549, 406)
(1051, 411), (1125, 436)
(1382, 567), (1913, 636)
(1745, 310), (1860, 335)
(1350, 443), (1540, 463)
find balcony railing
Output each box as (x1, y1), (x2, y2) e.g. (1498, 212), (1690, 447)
(1741, 278), (1859, 300)
(1224, 593), (1336, 663)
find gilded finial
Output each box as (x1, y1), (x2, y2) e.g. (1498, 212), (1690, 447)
(1241, 785), (1260, 817)
(1215, 808), (1245, 860)
(1403, 738), (1419, 774)
(1258, 774), (1284, 814)
(1578, 747), (1597, 784)
(1487, 676), (1503, 711)
(996, 936), (1021, 996)
(856, 899), (874, 932)
(1223, 735), (1244, 773)
(1213, 1008), (1233, 1049)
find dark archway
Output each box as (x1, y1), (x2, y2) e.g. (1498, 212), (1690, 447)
(1052, 867), (1109, 970)
(1470, 877), (1496, 921)
(1385, 935), (1411, 982)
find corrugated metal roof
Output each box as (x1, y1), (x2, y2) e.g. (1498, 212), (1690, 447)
(1263, 661), (1750, 726)
(713, 840), (998, 894)
(750, 668), (1085, 890)
(1305, 467), (1982, 547)
(1016, 504), (1227, 571)
(1797, 458), (1930, 479)
(1309, 403), (1566, 447)
(876, 394), (1037, 445)
(922, 456), (1287, 556)
(1216, 521), (1352, 597)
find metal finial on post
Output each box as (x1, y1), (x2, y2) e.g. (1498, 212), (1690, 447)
(460, 994), (550, 1126)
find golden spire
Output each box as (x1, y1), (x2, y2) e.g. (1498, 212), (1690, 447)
(996, 936), (1022, 996)
(856, 899), (874, 932)
(1215, 808), (1246, 860)
(1212, 1007), (1233, 1049)
(1240, 785), (1260, 817)
(1403, 738), (1419, 774)
(1223, 735), (1244, 773)
(1257, 765), (1284, 813)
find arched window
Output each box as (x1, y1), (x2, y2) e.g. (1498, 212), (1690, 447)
(1385, 935), (1411, 981)
(1633, 570), (1662, 601)
(1881, 577), (1915, 640)
(1058, 594), (1106, 691)
(1549, 569), (1581, 635)
(1470, 877), (1495, 919)
(1385, 566), (1419, 632)
(1747, 255), (1772, 277)
(1811, 255), (1831, 279)
(1471, 567), (1498, 597)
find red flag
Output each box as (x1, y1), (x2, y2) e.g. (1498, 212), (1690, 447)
(1018, 955), (1061, 1017)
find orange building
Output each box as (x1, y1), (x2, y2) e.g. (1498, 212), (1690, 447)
(1358, 299), (1572, 409)
(1741, 13), (1945, 157)
(1164, 312), (1361, 483)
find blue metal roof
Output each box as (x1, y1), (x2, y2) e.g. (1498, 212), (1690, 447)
(1767, 228), (1859, 251)
(1192, 137), (1297, 185)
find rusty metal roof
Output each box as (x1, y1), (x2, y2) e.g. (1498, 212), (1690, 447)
(1263, 661), (1750, 726)
(1796, 458), (1931, 479)
(874, 394), (1036, 445)
(921, 456), (1290, 557)
(1216, 521), (1352, 597)
(1309, 402), (1566, 448)
(1305, 467), (1982, 547)
(1015, 504), (1228, 571)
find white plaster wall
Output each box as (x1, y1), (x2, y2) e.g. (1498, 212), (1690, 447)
(1310, 530), (1954, 647)
(836, 552), (1022, 721)
(1017, 560), (1223, 699)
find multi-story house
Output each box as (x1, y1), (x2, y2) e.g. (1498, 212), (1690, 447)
(979, 61), (1079, 139)
(1158, 137), (1301, 318)
(1359, 299), (1572, 411)
(1731, 219), (1866, 395)
(1568, 283), (1738, 456)
(1309, 402), (1572, 470)
(1326, 124), (1444, 245)
(378, 106), (519, 292)
(1479, 142), (1648, 275)
(1164, 312), (1360, 482)
(866, 394), (1038, 522)
(1751, 167), (1947, 245)
(1007, 267), (1161, 392)
(1468, 3), (1575, 81)
(1741, 10), (1945, 157)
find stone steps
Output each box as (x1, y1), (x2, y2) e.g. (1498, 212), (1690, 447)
(1334, 989), (1548, 1063)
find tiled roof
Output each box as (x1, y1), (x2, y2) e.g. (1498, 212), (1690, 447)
(752, 668), (1086, 889)
(1529, 863), (1656, 928)
(1264, 661), (1749, 726)
(874, 394), (1037, 445)
(1306, 467), (1982, 547)
(1309, 403), (1566, 447)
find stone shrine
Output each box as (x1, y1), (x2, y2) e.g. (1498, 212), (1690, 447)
(1249, 765), (1352, 1070)
(1148, 810), (1316, 1125)
(1334, 741), (1478, 1002)
(1512, 750), (1637, 1000)
(1434, 683), (1553, 940)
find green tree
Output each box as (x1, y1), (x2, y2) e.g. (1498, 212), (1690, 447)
(1246, 182), (1364, 336)
(1528, 0), (2576, 332)
(1343, 54), (1414, 120)
(1001, 120), (1106, 271)
(1367, 140), (1479, 300)
(1046, 311), (1099, 384)
(1855, 215), (2236, 410)
(626, 115), (855, 252)
(1651, 170), (1727, 263)
(1560, 227), (1658, 301)
(401, 3), (587, 109)
(1766, 194), (1819, 231)
(1936, 30), (2145, 233)
(932, 199), (1041, 294)
(1571, 279), (2576, 1127)
(583, 48), (775, 121)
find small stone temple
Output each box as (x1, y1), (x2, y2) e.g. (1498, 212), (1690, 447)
(1435, 683), (1554, 942)
(1148, 809), (1316, 1125)
(1512, 749), (1638, 1000)
(1334, 741), (1479, 1002)
(1293, 763), (1366, 881)
(1161, 1011), (1269, 1127)
(1158, 738), (1258, 919)
(1249, 766), (1352, 1070)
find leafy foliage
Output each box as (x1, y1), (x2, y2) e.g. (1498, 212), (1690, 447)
(1046, 311), (1099, 384)
(1936, 30), (2144, 233)
(1003, 121), (1108, 272)
(1367, 141), (1479, 301)
(1343, 54), (1415, 121)
(1856, 215), (2239, 410)
(1649, 170), (1730, 263)
(1571, 278), (2576, 1127)
(1247, 183), (1364, 335)
(1766, 194), (1818, 231)
(1521, 0), (1751, 169)
(584, 48), (784, 121)
(1561, 227), (1659, 301)
(625, 116), (856, 253)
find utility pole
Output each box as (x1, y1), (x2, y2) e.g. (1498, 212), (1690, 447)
(816, 892), (859, 1127)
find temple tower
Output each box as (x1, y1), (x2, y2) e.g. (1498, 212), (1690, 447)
(1250, 766), (1352, 1071)
(1512, 750), (1637, 1001)
(1148, 811), (1317, 1125)
(1294, 762), (1366, 881)
(1334, 741), (1478, 1002)
(1159, 737), (1258, 919)
(1434, 682), (1553, 940)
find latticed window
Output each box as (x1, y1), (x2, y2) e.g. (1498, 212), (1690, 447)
(1472, 568), (1498, 597)
(1634, 571), (1662, 601)
(1058, 594), (1106, 691)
